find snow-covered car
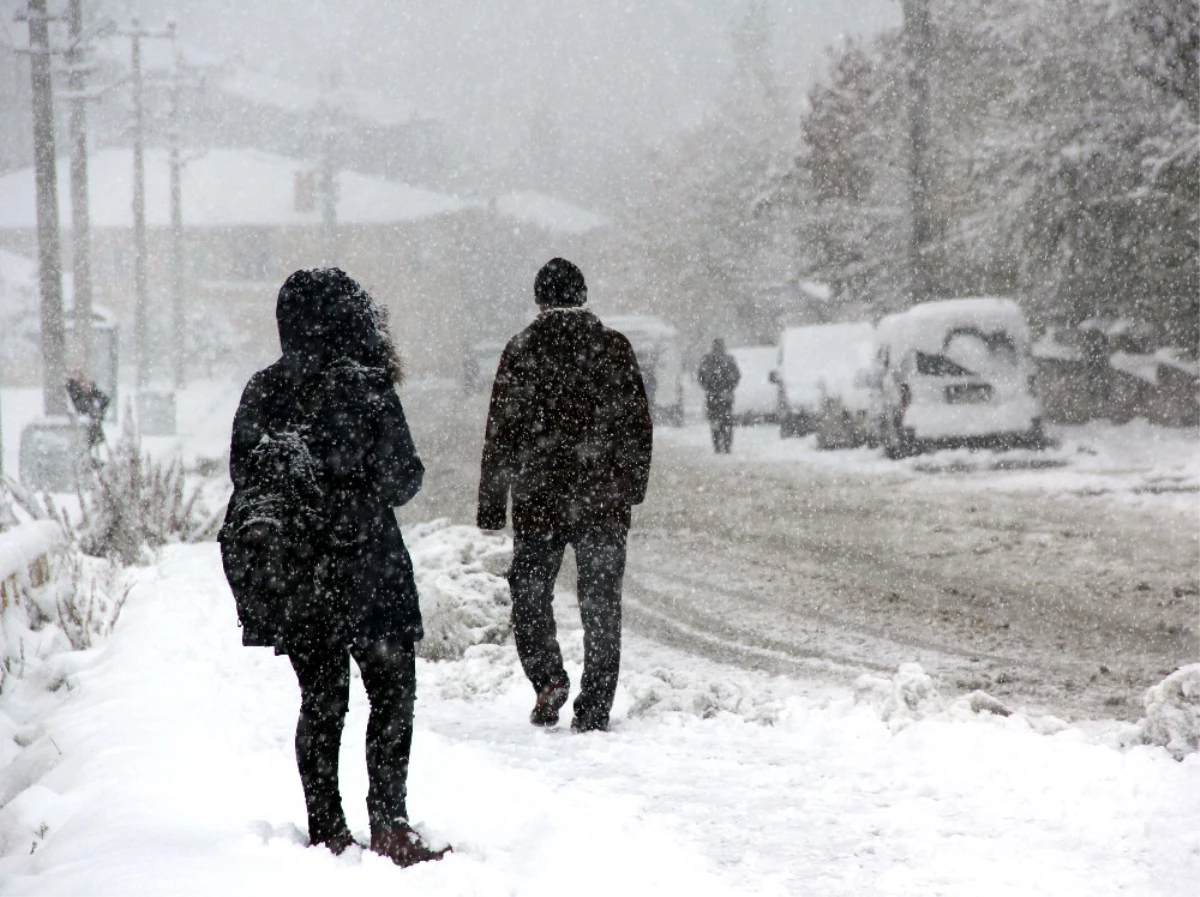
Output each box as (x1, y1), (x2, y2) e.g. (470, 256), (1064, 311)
(774, 322), (875, 439)
(871, 297), (1044, 458)
(730, 346), (778, 424)
(604, 315), (683, 426)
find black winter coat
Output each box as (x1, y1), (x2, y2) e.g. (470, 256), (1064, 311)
(229, 354), (425, 653)
(477, 308), (653, 533)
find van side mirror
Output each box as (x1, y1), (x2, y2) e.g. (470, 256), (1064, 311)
(767, 370), (779, 384)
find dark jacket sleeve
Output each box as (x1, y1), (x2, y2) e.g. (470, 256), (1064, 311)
(373, 387), (425, 508)
(229, 373), (268, 492)
(613, 334), (654, 506)
(477, 342), (518, 530)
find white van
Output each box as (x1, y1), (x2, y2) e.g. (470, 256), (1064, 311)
(774, 322), (876, 438)
(871, 298), (1044, 458)
(604, 315), (684, 426)
(730, 346), (778, 423)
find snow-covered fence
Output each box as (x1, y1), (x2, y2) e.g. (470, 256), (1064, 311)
(0, 521), (64, 609)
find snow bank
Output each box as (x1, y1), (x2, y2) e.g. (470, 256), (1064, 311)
(407, 520), (513, 661)
(854, 663), (1023, 733)
(626, 666), (782, 724)
(1139, 664), (1200, 760)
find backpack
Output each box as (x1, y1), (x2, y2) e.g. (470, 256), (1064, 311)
(219, 429), (324, 648)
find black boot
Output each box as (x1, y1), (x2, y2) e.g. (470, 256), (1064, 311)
(530, 680), (570, 727)
(371, 823), (452, 867)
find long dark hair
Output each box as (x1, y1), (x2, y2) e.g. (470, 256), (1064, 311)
(276, 267), (404, 385)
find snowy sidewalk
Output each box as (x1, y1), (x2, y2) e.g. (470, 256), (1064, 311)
(0, 536), (1197, 896)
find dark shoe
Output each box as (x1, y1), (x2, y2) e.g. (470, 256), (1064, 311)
(371, 823), (452, 868)
(570, 713), (608, 733)
(529, 681), (570, 727)
(313, 828), (359, 856)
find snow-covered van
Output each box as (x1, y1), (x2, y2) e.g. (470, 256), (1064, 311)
(604, 315), (683, 425)
(871, 297), (1044, 458)
(730, 346), (778, 424)
(774, 322), (876, 438)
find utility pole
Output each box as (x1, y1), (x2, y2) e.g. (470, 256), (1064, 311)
(24, 0), (67, 415)
(116, 18), (172, 390)
(166, 21), (184, 389)
(903, 0), (934, 304)
(66, 0), (93, 375)
(129, 18), (148, 389)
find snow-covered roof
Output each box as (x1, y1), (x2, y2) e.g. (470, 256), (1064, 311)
(0, 148), (467, 230)
(493, 191), (607, 235)
(603, 315), (678, 345)
(878, 298), (1031, 355)
(798, 280), (832, 302)
(0, 248), (73, 304)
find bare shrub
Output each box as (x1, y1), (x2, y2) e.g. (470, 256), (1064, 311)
(78, 418), (200, 565)
(52, 554), (130, 651)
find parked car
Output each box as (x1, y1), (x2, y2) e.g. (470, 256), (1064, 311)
(730, 346), (778, 424)
(604, 315), (684, 426)
(774, 322), (875, 439)
(870, 297), (1045, 458)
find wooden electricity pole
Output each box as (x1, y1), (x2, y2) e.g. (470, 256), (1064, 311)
(66, 0), (94, 375)
(24, 0), (67, 415)
(903, 0), (934, 304)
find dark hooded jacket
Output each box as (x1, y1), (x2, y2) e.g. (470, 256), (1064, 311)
(227, 268), (425, 652)
(477, 308), (653, 532)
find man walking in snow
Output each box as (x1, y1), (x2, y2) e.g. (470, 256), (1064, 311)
(697, 338), (740, 453)
(477, 258), (653, 732)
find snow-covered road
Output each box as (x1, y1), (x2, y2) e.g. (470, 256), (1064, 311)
(1, 532), (1197, 896)
(399, 384), (1199, 723)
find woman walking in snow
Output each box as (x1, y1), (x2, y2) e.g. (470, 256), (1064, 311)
(223, 267), (449, 866)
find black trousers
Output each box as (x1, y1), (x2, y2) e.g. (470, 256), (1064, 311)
(289, 637), (416, 841)
(706, 395), (734, 453)
(508, 529), (627, 727)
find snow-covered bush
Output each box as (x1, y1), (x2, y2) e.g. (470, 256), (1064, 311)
(2, 546), (128, 688)
(1138, 664), (1200, 760)
(408, 520), (513, 661)
(78, 419), (202, 565)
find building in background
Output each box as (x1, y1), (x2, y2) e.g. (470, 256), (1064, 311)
(0, 147), (610, 383)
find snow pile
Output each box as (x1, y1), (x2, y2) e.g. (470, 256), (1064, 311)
(854, 663), (942, 728)
(626, 666), (782, 724)
(1138, 664), (1200, 760)
(407, 520), (513, 661)
(854, 663), (1016, 731)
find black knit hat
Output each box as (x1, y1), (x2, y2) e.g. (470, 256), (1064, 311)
(534, 257), (587, 307)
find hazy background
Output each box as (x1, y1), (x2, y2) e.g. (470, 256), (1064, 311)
(111, 0), (899, 206)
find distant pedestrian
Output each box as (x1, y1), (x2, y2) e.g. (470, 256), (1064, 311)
(697, 338), (740, 453)
(477, 257), (653, 733)
(222, 267), (449, 867)
(65, 373), (109, 448)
